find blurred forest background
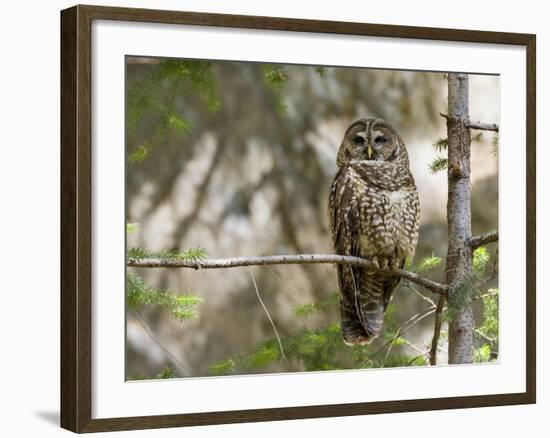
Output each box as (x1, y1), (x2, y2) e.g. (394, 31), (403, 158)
(125, 57), (499, 379)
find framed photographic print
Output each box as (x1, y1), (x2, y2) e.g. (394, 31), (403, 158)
(60, 4), (536, 433)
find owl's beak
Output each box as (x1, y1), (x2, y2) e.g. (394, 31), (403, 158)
(367, 145), (374, 159)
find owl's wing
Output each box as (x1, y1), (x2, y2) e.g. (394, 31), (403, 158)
(329, 171), (371, 344)
(336, 224), (372, 344)
(329, 168), (362, 297)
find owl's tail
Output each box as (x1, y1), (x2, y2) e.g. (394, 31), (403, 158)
(356, 274), (386, 340)
(339, 300), (385, 345)
(338, 270), (387, 345)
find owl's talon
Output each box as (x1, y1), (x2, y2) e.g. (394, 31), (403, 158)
(367, 256), (379, 274)
(389, 258), (400, 270)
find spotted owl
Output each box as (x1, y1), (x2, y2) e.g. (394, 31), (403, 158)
(328, 118), (420, 345)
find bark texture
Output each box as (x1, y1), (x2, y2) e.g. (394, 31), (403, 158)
(468, 230), (498, 249)
(446, 73), (474, 364)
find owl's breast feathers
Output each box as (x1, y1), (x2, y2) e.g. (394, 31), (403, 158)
(329, 161), (420, 261)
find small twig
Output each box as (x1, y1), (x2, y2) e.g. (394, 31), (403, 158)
(429, 295), (446, 365)
(248, 267), (288, 364)
(440, 112), (499, 132)
(406, 283), (436, 307)
(403, 338), (426, 355)
(467, 121), (499, 132)
(371, 307), (436, 359)
(401, 339), (435, 365)
(468, 230), (498, 249)
(400, 308), (437, 336)
(128, 253), (448, 295)
(382, 290), (435, 364)
(132, 312), (192, 376)
(473, 271), (499, 294)
(406, 352), (430, 366)
(475, 328), (496, 343)
(383, 327), (402, 364)
(473, 291), (499, 302)
(263, 263), (299, 302)
(263, 264), (282, 282)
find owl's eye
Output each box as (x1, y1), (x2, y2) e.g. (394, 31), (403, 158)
(354, 135), (365, 145)
(375, 136), (388, 144)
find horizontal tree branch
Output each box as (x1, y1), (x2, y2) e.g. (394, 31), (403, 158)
(467, 120), (499, 132)
(439, 112), (499, 132)
(468, 230), (498, 249)
(127, 253), (448, 295)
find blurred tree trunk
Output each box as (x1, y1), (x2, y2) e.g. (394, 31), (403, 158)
(445, 73), (474, 364)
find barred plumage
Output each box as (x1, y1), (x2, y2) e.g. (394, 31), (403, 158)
(328, 119), (420, 345)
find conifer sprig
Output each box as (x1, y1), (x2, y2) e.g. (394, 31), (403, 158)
(126, 272), (202, 321)
(127, 246), (207, 262)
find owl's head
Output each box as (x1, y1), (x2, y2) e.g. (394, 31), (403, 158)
(336, 118), (409, 167)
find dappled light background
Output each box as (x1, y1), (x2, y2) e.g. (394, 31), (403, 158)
(125, 57), (498, 379)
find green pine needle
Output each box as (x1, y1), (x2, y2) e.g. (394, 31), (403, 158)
(128, 145), (149, 164)
(208, 358), (236, 376)
(126, 272), (202, 321)
(167, 114), (192, 134)
(261, 64), (288, 115)
(445, 273), (476, 321)
(129, 366), (178, 380)
(429, 156), (448, 174)
(432, 137), (448, 152)
(315, 67), (326, 77)
(156, 366), (177, 379)
(472, 132), (484, 142)
(491, 132), (499, 156)
(126, 59), (220, 163)
(416, 254), (442, 272)
(473, 246), (491, 275)
(207, 298), (427, 376)
(477, 289), (499, 340)
(247, 341), (281, 368)
(126, 223), (139, 234)
(474, 344), (491, 363)
(127, 246), (207, 262)
(292, 293), (339, 317)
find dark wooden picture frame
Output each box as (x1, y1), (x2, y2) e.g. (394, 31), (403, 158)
(61, 4), (536, 433)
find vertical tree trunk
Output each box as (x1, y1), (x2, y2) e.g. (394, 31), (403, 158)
(445, 73), (474, 364)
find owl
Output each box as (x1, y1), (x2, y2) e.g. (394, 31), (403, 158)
(328, 118), (420, 345)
